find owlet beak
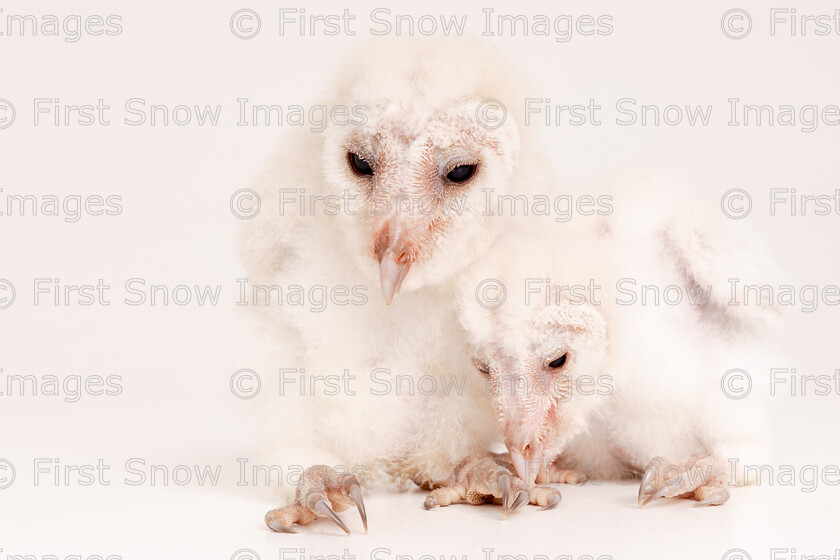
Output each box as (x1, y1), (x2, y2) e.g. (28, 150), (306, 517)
(378, 253), (412, 305)
(509, 443), (545, 487)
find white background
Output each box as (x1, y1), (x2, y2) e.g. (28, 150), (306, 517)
(1, 1), (838, 559)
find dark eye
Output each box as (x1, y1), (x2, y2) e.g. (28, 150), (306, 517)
(348, 152), (373, 176)
(472, 358), (491, 376)
(548, 354), (567, 369)
(445, 164), (476, 183)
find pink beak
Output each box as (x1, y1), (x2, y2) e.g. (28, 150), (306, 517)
(508, 442), (545, 486)
(378, 251), (412, 306)
(374, 220), (414, 305)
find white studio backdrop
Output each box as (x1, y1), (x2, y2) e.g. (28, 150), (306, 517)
(0, 1), (838, 559)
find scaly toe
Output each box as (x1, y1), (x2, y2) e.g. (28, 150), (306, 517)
(265, 510), (299, 533)
(539, 492), (562, 511)
(693, 484), (730, 507)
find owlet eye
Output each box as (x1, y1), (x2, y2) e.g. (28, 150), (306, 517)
(445, 164), (476, 183)
(548, 354), (567, 369)
(471, 358), (491, 376)
(348, 152), (373, 176)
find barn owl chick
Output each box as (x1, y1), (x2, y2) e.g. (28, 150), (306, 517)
(240, 38), (539, 534)
(303, 37), (528, 304)
(470, 300), (609, 487)
(458, 285), (762, 510)
(422, 299), (607, 517)
(452, 197), (777, 510)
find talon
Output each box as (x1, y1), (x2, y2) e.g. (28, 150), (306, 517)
(424, 495), (439, 509)
(638, 456), (730, 509)
(693, 485), (730, 507)
(267, 519), (298, 533)
(639, 484), (669, 508)
(265, 511), (299, 533)
(499, 473), (511, 513)
(312, 498), (351, 535)
(539, 492), (561, 511)
(637, 469), (657, 507)
(504, 490), (529, 518)
(348, 483), (368, 533)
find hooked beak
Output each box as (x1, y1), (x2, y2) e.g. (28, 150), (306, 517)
(508, 442), (545, 487)
(378, 251), (412, 306)
(374, 218), (414, 305)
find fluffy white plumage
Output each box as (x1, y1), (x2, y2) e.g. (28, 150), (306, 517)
(240, 39), (537, 501)
(458, 190), (780, 493)
(241, 38), (779, 522)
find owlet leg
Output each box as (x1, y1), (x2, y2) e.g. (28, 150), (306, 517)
(265, 465), (367, 534)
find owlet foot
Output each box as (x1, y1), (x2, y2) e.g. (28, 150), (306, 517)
(637, 455), (730, 508)
(423, 455), (561, 518)
(265, 465), (366, 534)
(540, 464), (589, 485)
